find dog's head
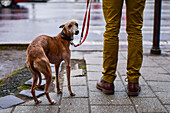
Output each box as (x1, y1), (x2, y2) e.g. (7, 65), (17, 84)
(59, 20), (79, 36)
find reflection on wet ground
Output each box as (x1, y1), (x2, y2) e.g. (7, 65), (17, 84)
(0, 1), (169, 47)
(92, 3), (101, 21)
(0, 7), (29, 20)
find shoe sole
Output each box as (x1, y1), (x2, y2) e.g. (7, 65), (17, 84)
(96, 84), (114, 94)
(128, 91), (139, 96)
(128, 88), (141, 96)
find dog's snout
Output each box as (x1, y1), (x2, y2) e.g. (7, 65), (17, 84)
(75, 30), (79, 35)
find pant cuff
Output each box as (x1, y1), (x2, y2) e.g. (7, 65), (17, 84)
(127, 77), (139, 83)
(103, 75), (116, 83)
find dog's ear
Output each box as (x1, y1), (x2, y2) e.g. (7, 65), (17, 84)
(59, 24), (65, 28)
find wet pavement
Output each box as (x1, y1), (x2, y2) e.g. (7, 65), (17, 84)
(0, 0), (170, 113)
(0, 0), (170, 48)
(0, 49), (26, 80)
(0, 50), (170, 113)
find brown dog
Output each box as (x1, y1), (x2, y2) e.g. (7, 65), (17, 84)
(26, 20), (79, 104)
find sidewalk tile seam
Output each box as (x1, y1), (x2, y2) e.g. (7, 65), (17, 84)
(141, 79), (169, 112)
(16, 105), (59, 106)
(86, 64), (102, 65)
(90, 104), (133, 106)
(117, 74), (139, 113)
(146, 80), (170, 82)
(85, 65), (92, 113)
(62, 97), (88, 99)
(87, 71), (102, 72)
(90, 105), (134, 106)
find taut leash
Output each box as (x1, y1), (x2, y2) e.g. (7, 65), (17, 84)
(71, 0), (92, 47)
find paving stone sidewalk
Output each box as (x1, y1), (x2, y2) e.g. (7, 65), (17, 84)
(0, 49), (170, 113)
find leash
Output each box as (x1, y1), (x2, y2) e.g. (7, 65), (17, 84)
(71, 0), (92, 47)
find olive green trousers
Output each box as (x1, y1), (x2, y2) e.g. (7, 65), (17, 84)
(102, 0), (146, 83)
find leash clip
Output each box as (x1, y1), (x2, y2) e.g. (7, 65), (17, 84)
(72, 0), (92, 47)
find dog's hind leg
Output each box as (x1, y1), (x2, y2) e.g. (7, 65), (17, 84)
(28, 61), (42, 104)
(38, 58), (56, 105)
(30, 71), (42, 104)
(55, 63), (62, 94)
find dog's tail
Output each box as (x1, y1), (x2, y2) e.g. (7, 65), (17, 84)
(27, 60), (42, 90)
(33, 70), (42, 90)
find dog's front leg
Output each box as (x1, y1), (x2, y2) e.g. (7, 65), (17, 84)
(55, 62), (62, 94)
(65, 59), (76, 96)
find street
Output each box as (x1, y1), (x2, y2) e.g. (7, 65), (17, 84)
(0, 0), (170, 50)
(0, 0), (170, 112)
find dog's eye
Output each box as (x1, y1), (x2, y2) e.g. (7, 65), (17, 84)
(68, 24), (72, 28)
(75, 23), (78, 27)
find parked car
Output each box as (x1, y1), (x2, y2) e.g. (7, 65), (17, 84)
(0, 0), (24, 8)
(0, 0), (47, 8)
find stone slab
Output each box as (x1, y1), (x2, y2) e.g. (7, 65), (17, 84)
(63, 76), (86, 86)
(155, 92), (170, 104)
(142, 73), (170, 82)
(117, 59), (127, 64)
(90, 92), (132, 105)
(60, 98), (89, 113)
(71, 52), (84, 59)
(88, 81), (98, 92)
(0, 108), (13, 113)
(117, 63), (126, 70)
(142, 57), (159, 67)
(132, 85), (155, 98)
(62, 86), (88, 98)
(25, 78), (46, 87)
(85, 58), (103, 65)
(87, 71), (121, 81)
(19, 89), (44, 98)
(117, 69), (127, 76)
(86, 65), (103, 72)
(87, 72), (102, 81)
(131, 98), (167, 113)
(153, 59), (170, 65)
(140, 67), (168, 74)
(13, 106), (58, 113)
(165, 105), (170, 113)
(91, 106), (136, 113)
(51, 66), (55, 73)
(114, 80), (126, 92)
(84, 52), (103, 58)
(148, 55), (167, 60)
(161, 64), (170, 73)
(148, 81), (170, 92)
(0, 95), (24, 109)
(71, 69), (83, 77)
(22, 93), (61, 105)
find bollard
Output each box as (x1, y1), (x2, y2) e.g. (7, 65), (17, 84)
(150, 0), (162, 55)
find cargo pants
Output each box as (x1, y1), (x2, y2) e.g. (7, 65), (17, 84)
(102, 0), (146, 83)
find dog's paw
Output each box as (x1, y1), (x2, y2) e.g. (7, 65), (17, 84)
(50, 100), (56, 105)
(35, 99), (42, 104)
(70, 92), (76, 96)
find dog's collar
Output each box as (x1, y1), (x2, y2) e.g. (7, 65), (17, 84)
(60, 30), (74, 41)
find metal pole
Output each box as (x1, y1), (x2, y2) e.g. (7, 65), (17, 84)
(150, 0), (162, 55)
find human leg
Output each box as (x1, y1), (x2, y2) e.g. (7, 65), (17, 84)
(102, 0), (124, 83)
(126, 0), (146, 83)
(126, 0), (146, 96)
